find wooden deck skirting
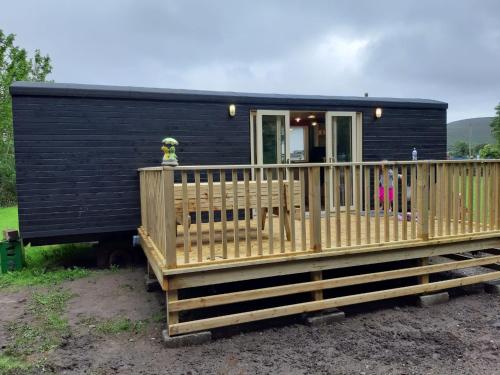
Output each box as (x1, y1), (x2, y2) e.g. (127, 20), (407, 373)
(138, 160), (500, 336)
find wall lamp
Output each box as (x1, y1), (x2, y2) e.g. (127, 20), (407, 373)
(228, 104), (236, 117)
(374, 107), (383, 119)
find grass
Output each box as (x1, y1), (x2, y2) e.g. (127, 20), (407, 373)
(0, 206), (94, 288)
(81, 316), (148, 335)
(1, 290), (74, 375)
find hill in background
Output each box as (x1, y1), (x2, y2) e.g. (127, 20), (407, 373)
(447, 117), (494, 149)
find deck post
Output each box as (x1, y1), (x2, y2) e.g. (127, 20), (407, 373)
(308, 166), (322, 252)
(308, 166), (323, 300)
(162, 167), (177, 268)
(417, 162), (429, 241)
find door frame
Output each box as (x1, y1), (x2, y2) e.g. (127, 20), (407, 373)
(325, 111), (362, 163)
(255, 110), (291, 165)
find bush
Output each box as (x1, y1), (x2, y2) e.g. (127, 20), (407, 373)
(0, 150), (17, 206)
(479, 144), (500, 159)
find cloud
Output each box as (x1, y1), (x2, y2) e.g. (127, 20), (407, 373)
(1, 0), (499, 121)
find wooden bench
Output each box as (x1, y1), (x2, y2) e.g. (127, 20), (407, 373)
(173, 180), (301, 241)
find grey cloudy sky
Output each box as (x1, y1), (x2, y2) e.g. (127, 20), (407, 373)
(2, 0), (499, 122)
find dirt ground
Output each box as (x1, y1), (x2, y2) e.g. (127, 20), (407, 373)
(1, 267), (499, 375)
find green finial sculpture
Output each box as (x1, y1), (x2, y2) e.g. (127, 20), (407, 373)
(161, 137), (179, 166)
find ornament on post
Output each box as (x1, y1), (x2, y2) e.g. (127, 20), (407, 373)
(161, 137), (179, 166)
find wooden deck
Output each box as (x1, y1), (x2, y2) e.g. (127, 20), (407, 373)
(138, 160), (500, 337)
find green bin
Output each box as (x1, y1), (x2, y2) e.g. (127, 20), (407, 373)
(0, 239), (25, 273)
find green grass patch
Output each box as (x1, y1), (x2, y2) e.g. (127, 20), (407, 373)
(0, 206), (18, 230)
(81, 316), (148, 335)
(0, 354), (30, 375)
(3, 290), (73, 371)
(0, 206), (94, 288)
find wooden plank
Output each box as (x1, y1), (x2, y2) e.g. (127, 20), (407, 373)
(355, 165), (361, 245)
(267, 168), (274, 254)
(393, 164), (399, 241)
(401, 165), (407, 240)
(383, 164), (389, 242)
(482, 164), (488, 232)
(181, 171), (190, 264)
(445, 163), (451, 235)
(374, 165), (380, 243)
(461, 164), (467, 234)
(232, 169), (240, 257)
(411, 165), (417, 239)
(335, 166), (342, 247)
(162, 168), (177, 268)
(220, 170), (228, 259)
(418, 163), (429, 241)
(324, 166), (331, 248)
(429, 164), (435, 238)
(208, 170), (215, 260)
(169, 255), (500, 311)
(195, 171), (202, 262)
(169, 271), (500, 335)
(256, 168), (263, 256)
(299, 168), (306, 251)
(488, 164), (494, 230)
(308, 166), (322, 252)
(311, 271), (323, 301)
(167, 290), (178, 327)
(287, 167), (296, 252)
(437, 163), (443, 237)
(345, 166), (352, 246)
(475, 163), (481, 233)
(495, 164), (500, 230)
(278, 168), (285, 253)
(453, 164), (460, 235)
(364, 166), (371, 245)
(468, 163), (474, 233)
(244, 169), (251, 257)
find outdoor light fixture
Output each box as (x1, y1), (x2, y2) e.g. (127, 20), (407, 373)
(228, 104), (236, 117)
(375, 107), (383, 119)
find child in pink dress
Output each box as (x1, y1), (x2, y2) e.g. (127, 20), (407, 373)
(379, 166), (400, 211)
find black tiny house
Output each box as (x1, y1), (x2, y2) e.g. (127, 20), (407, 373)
(10, 82), (447, 245)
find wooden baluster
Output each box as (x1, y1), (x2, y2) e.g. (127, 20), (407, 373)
(345, 166), (352, 246)
(364, 165), (371, 244)
(355, 165), (361, 246)
(208, 170), (215, 260)
(220, 170), (228, 258)
(299, 168), (307, 251)
(488, 164), (494, 230)
(194, 171), (203, 262)
(437, 164), (443, 237)
(401, 165), (408, 240)
(278, 168), (285, 253)
(244, 169), (251, 257)
(181, 171), (190, 264)
(475, 163), (481, 232)
(468, 163), (474, 233)
(417, 163), (429, 241)
(374, 165), (380, 243)
(393, 164), (399, 241)
(308, 166), (322, 251)
(232, 169), (240, 257)
(383, 164), (389, 242)
(267, 168), (274, 254)
(453, 164), (459, 235)
(445, 164), (452, 235)
(482, 164), (488, 232)
(411, 165), (417, 239)
(287, 167), (296, 252)
(334, 166), (342, 247)
(324, 166), (332, 249)
(162, 167), (177, 268)
(256, 168), (263, 255)
(428, 164), (435, 238)
(461, 164), (467, 234)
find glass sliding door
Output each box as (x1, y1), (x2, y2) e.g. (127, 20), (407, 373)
(256, 110), (290, 165)
(326, 112), (360, 209)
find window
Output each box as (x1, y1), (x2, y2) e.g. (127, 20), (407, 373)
(290, 126), (308, 162)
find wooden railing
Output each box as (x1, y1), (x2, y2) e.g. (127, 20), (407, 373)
(139, 160), (500, 268)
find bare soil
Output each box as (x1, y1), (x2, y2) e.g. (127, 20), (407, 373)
(1, 267), (499, 375)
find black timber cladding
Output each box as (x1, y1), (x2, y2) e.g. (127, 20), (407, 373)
(10, 82), (447, 244)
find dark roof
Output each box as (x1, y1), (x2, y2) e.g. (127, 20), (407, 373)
(10, 81), (448, 109)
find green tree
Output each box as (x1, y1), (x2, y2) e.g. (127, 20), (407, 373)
(491, 103), (500, 145)
(449, 140), (470, 158)
(479, 144), (500, 159)
(0, 29), (52, 206)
